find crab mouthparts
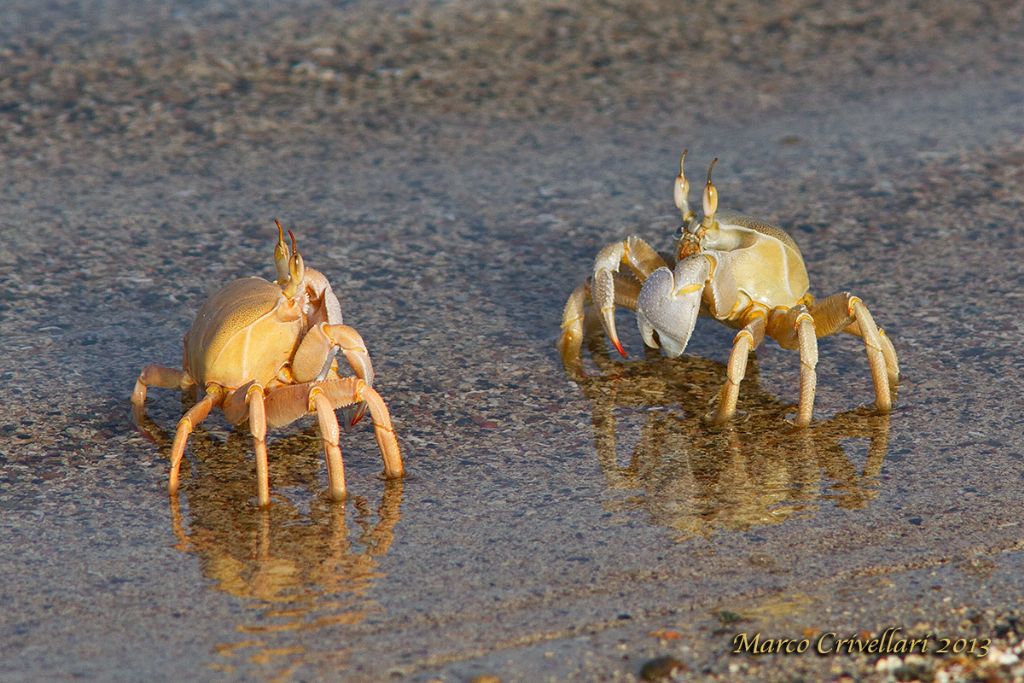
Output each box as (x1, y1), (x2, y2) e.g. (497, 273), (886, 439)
(678, 237), (701, 259)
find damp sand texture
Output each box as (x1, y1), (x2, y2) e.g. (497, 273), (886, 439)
(2, 1), (1024, 681)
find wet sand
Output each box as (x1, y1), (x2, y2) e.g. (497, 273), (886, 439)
(2, 1), (1023, 681)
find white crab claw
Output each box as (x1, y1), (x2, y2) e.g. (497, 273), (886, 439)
(638, 310), (659, 349)
(636, 257), (708, 358)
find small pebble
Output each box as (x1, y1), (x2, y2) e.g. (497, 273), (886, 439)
(640, 655), (687, 681)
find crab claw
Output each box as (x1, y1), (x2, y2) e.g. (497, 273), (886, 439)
(592, 242), (629, 357)
(636, 256), (709, 358)
(341, 404), (367, 431)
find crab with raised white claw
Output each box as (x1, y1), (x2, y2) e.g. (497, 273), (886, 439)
(558, 151), (900, 427)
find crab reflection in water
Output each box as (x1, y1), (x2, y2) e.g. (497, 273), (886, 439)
(139, 414), (402, 677)
(564, 337), (890, 540)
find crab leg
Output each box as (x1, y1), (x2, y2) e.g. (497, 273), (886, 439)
(360, 384), (404, 479)
(131, 365), (194, 416)
(809, 292), (899, 386)
(767, 306), (820, 427)
(876, 330), (899, 386)
(809, 293), (893, 411)
(794, 308), (819, 428)
(708, 314), (767, 425)
(309, 386), (347, 501)
(263, 377), (405, 484)
(592, 236), (668, 357)
(848, 299), (891, 412)
(316, 378), (404, 479)
(293, 323), (376, 427)
(167, 386), (224, 496)
(558, 273), (643, 364)
(842, 320), (899, 388)
(557, 283), (590, 363)
(246, 384), (271, 507)
(293, 323), (374, 385)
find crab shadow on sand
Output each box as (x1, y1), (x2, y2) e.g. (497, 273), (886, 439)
(136, 414), (403, 678)
(563, 335), (891, 542)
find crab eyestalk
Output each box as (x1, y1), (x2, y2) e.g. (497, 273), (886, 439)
(282, 229), (305, 298)
(273, 219), (291, 286)
(673, 148), (696, 223)
(704, 157), (720, 222)
(677, 157), (720, 259)
(702, 158), (719, 223)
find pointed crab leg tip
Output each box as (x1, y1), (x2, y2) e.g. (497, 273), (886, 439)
(613, 340), (628, 358)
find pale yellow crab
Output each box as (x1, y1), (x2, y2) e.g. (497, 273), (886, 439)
(132, 221), (404, 506)
(558, 151), (900, 427)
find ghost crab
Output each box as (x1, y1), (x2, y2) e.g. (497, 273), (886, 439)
(558, 151), (900, 427)
(132, 221), (404, 506)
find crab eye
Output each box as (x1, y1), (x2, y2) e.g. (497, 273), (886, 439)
(675, 219), (703, 244)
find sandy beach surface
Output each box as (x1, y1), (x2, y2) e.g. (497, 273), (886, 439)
(2, 1), (1023, 680)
